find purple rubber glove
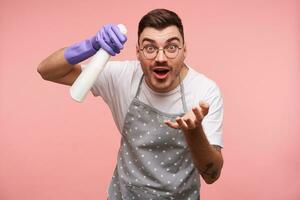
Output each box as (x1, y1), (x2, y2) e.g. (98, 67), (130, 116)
(64, 24), (127, 65)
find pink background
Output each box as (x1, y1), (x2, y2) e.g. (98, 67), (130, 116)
(1, 0), (299, 199)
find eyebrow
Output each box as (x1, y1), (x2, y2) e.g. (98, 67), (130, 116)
(141, 37), (181, 45)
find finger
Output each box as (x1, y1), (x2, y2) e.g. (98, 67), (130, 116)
(102, 28), (111, 44)
(164, 120), (179, 129)
(107, 27), (124, 50)
(105, 26), (121, 53)
(98, 30), (116, 56)
(110, 43), (121, 54)
(185, 118), (196, 129)
(176, 117), (188, 130)
(199, 101), (209, 116)
(192, 106), (203, 123)
(111, 25), (127, 44)
(91, 34), (101, 50)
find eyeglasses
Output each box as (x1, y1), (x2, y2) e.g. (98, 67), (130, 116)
(139, 44), (183, 60)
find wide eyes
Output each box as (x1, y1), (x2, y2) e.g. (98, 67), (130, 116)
(144, 45), (157, 53)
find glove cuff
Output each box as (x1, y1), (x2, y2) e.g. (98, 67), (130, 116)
(64, 37), (98, 65)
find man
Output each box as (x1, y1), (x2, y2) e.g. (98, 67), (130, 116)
(38, 8), (224, 200)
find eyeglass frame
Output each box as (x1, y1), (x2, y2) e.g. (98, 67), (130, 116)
(138, 44), (183, 60)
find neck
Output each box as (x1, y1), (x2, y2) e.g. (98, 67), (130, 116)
(174, 63), (188, 89)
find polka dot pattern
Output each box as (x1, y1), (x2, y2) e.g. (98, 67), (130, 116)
(108, 99), (200, 199)
(108, 76), (200, 199)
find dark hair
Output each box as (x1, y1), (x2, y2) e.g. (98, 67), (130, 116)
(138, 9), (184, 44)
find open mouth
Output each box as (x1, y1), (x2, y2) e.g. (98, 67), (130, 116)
(152, 67), (170, 79)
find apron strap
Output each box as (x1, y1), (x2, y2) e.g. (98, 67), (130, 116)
(135, 74), (144, 99)
(179, 74), (188, 113)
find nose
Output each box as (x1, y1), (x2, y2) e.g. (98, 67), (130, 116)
(155, 49), (167, 62)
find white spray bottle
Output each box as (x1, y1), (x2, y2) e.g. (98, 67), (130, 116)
(70, 24), (127, 102)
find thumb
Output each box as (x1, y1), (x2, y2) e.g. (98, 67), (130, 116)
(199, 101), (209, 116)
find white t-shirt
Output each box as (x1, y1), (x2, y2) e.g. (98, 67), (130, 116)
(83, 60), (224, 147)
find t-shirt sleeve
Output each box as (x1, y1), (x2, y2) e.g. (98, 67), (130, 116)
(202, 81), (224, 148)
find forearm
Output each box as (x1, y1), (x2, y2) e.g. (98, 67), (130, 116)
(183, 126), (223, 184)
(37, 48), (77, 81)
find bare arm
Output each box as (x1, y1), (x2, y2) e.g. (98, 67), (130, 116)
(37, 24), (127, 86)
(165, 101), (224, 184)
(37, 48), (82, 86)
(183, 129), (223, 184)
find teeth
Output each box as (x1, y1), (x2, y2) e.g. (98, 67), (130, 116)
(154, 68), (169, 72)
(154, 70), (168, 74)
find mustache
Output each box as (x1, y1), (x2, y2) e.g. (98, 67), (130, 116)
(154, 61), (169, 67)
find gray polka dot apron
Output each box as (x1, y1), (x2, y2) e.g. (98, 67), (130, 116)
(108, 76), (200, 200)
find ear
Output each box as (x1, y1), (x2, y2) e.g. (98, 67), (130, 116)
(183, 43), (187, 59)
(136, 44), (141, 60)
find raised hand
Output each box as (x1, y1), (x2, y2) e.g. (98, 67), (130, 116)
(164, 101), (209, 132)
(64, 24), (127, 64)
(92, 24), (127, 56)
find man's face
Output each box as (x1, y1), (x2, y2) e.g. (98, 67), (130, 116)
(136, 25), (187, 93)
